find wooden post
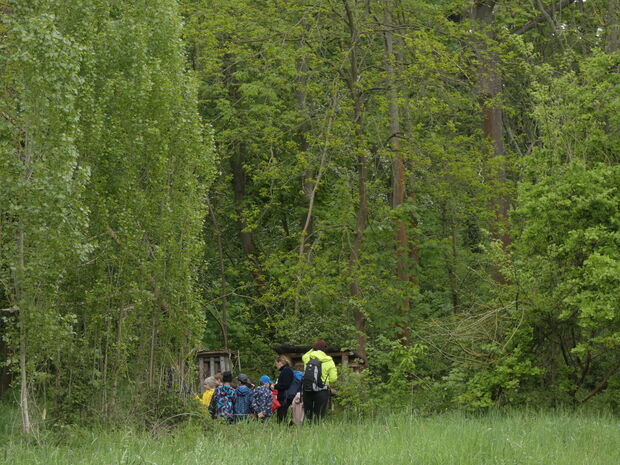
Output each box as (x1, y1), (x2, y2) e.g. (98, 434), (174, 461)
(209, 356), (215, 377)
(219, 356), (225, 373)
(342, 353), (349, 371)
(198, 357), (205, 393)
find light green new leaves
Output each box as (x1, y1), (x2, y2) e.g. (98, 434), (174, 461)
(0, 4), (90, 363)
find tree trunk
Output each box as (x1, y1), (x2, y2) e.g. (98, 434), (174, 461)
(441, 205), (460, 314)
(206, 194), (228, 349)
(230, 147), (264, 289)
(296, 50), (314, 254)
(384, 4), (410, 342)
(609, 0), (620, 53)
(344, 0), (368, 361)
(402, 100), (420, 283)
(148, 309), (158, 388)
(472, 1), (510, 280)
(17, 228), (31, 436)
(223, 54), (264, 290)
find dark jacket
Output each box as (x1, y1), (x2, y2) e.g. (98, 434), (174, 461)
(233, 384), (253, 420)
(274, 365), (294, 403)
(251, 385), (272, 417)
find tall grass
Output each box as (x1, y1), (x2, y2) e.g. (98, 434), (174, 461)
(1, 404), (619, 465)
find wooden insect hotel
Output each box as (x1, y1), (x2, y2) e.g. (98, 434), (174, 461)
(196, 349), (235, 393)
(273, 344), (366, 373)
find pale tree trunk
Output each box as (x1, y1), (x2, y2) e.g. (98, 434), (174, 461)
(384, 4), (410, 342)
(17, 228), (31, 436)
(148, 309), (157, 387)
(296, 50), (314, 254)
(16, 129), (32, 435)
(344, 0), (368, 361)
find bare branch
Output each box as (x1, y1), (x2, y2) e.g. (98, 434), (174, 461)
(514, 0), (577, 35)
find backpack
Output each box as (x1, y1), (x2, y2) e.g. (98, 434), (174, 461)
(284, 373), (302, 403)
(302, 358), (326, 392)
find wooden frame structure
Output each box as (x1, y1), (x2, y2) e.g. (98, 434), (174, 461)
(196, 349), (235, 393)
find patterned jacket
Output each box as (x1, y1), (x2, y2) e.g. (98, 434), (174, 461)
(214, 384), (235, 420)
(251, 385), (272, 417)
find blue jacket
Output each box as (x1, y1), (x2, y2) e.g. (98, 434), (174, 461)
(233, 384), (253, 419)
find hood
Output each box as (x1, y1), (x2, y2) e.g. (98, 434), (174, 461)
(236, 385), (251, 396)
(219, 384), (235, 395)
(307, 349), (333, 363)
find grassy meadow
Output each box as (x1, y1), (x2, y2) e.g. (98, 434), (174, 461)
(1, 405), (619, 465)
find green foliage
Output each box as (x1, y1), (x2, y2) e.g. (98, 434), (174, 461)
(509, 50), (620, 405)
(2, 0), (620, 426)
(1, 0), (215, 425)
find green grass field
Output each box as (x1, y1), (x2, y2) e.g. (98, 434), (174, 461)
(1, 407), (619, 465)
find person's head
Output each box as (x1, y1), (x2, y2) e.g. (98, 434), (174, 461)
(203, 376), (218, 390)
(237, 373), (250, 386)
(312, 340), (327, 352)
(259, 375), (272, 386)
(222, 371), (233, 384)
(275, 355), (292, 370)
(214, 372), (223, 385)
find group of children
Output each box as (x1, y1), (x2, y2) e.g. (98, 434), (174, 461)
(196, 369), (304, 424)
(196, 340), (338, 424)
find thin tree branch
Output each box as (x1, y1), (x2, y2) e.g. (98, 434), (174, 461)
(578, 361), (620, 403)
(514, 0), (577, 35)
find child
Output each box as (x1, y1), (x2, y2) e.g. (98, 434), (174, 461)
(233, 373), (254, 422)
(291, 391), (304, 425)
(213, 371), (235, 423)
(196, 376), (218, 408)
(251, 375), (273, 421)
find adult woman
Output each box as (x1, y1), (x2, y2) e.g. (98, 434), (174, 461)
(302, 340), (337, 422)
(272, 355), (294, 422)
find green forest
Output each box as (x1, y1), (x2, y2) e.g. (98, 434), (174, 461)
(1, 0), (619, 437)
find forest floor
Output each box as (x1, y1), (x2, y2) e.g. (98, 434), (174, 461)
(1, 405), (619, 465)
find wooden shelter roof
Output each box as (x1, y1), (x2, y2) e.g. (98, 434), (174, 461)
(273, 344), (365, 364)
(196, 349), (232, 357)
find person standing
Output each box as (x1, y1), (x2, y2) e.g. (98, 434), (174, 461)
(272, 355), (294, 423)
(213, 371), (235, 423)
(301, 340), (337, 422)
(196, 376), (218, 410)
(251, 375), (273, 421)
(232, 373), (254, 422)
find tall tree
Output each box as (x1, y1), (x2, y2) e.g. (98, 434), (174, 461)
(1, 1), (88, 433)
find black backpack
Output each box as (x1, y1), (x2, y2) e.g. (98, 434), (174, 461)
(302, 358), (325, 392)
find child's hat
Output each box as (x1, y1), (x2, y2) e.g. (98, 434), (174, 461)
(222, 371), (233, 382)
(260, 375), (272, 384)
(237, 373), (249, 383)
